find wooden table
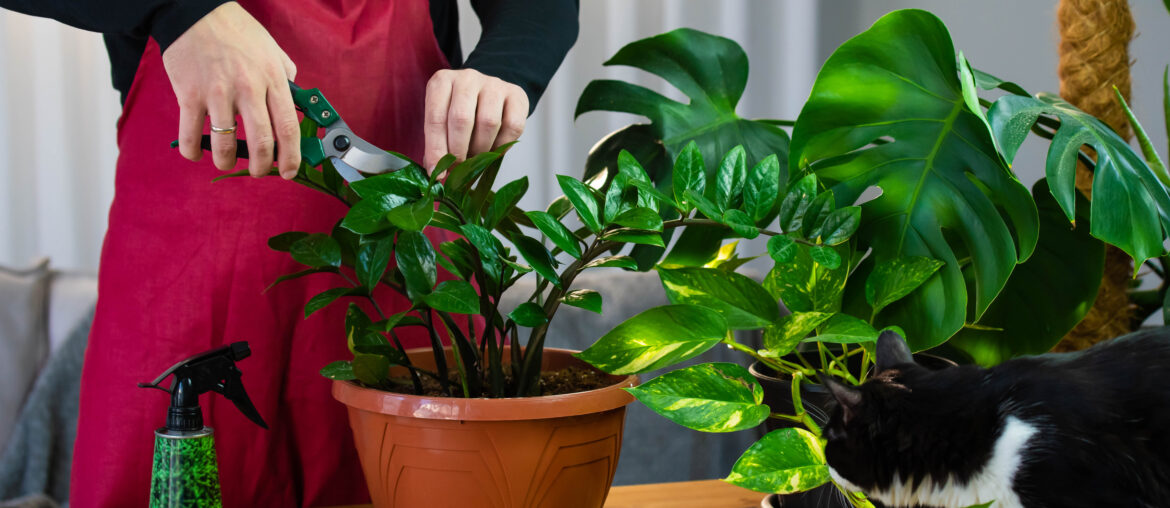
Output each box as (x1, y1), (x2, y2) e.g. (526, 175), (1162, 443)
(327, 479), (765, 508)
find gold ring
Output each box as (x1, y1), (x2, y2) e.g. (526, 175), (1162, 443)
(210, 122), (237, 135)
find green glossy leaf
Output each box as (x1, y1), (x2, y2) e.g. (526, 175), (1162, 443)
(948, 180), (1104, 365)
(765, 244), (848, 313)
(511, 234), (561, 287)
(331, 221), (360, 267)
(486, 177), (529, 229)
(430, 153), (457, 183)
(557, 175), (604, 233)
(865, 256), (946, 317)
(352, 353), (390, 386)
(809, 314), (878, 344)
(627, 178), (679, 211)
(584, 256), (639, 270)
(395, 231), (436, 299)
(320, 360), (356, 381)
(352, 344), (408, 365)
(561, 289), (603, 314)
(792, 9), (1039, 350)
(763, 311), (833, 356)
(526, 211), (583, 259)
(613, 207), (664, 231)
(583, 124), (671, 202)
(386, 198), (433, 232)
(801, 191), (835, 239)
(716, 145), (747, 210)
(350, 170), (425, 200)
(1116, 88), (1170, 192)
(815, 207), (861, 246)
(628, 362), (768, 433)
(809, 246), (841, 270)
(439, 240), (478, 280)
(744, 154), (783, 222)
(444, 151), (503, 192)
(264, 267), (336, 292)
(721, 209), (759, 239)
(725, 428), (829, 494)
(459, 224), (504, 282)
(421, 280), (480, 314)
(575, 29), (790, 184)
(576, 304), (728, 375)
(304, 287), (352, 318)
(674, 142), (707, 207)
(342, 193), (408, 234)
(658, 266), (778, 329)
(290, 234), (341, 268)
(370, 311), (412, 332)
(268, 232), (309, 252)
(604, 230), (665, 248)
(777, 190), (813, 235)
(766, 236), (798, 264)
(508, 302), (548, 327)
(989, 91), (1170, 271)
(356, 235), (394, 290)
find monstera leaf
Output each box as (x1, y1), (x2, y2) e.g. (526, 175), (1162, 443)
(988, 93), (1170, 269)
(576, 28), (790, 190)
(947, 180), (1104, 366)
(789, 9), (1039, 351)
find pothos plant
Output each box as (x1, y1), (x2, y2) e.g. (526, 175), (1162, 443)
(570, 7), (1170, 507)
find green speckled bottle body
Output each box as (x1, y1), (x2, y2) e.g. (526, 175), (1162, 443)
(150, 428), (222, 508)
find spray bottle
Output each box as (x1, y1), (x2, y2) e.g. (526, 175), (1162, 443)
(139, 341), (268, 507)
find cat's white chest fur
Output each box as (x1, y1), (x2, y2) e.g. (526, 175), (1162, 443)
(829, 416), (1038, 508)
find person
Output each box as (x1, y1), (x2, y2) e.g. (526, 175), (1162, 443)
(0, 0), (578, 506)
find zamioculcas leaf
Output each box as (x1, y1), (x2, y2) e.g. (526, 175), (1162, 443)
(716, 145), (747, 210)
(808, 314), (878, 344)
(459, 224), (504, 282)
(721, 209), (759, 239)
(604, 230), (665, 247)
(353, 344), (408, 365)
(508, 302), (548, 327)
(725, 428), (830, 494)
(444, 150), (503, 192)
(439, 240), (478, 280)
(744, 154), (783, 222)
(792, 9), (1039, 351)
(290, 234), (342, 268)
(269, 231), (309, 252)
(352, 353), (390, 386)
(801, 191), (835, 239)
(561, 289), (603, 314)
(809, 246), (841, 270)
(628, 362), (768, 433)
(510, 234), (561, 287)
(421, 280), (481, 315)
(657, 266), (778, 329)
(762, 312), (833, 356)
(264, 267), (337, 292)
(305, 287), (353, 318)
(673, 141), (706, 205)
(356, 234), (394, 290)
(575, 304), (728, 375)
(486, 176), (529, 229)
(350, 171), (425, 200)
(557, 175), (604, 233)
(766, 236), (798, 264)
(430, 154), (457, 183)
(685, 189), (723, 219)
(777, 190), (813, 235)
(865, 256), (946, 318)
(584, 256), (639, 270)
(320, 360), (356, 381)
(526, 211), (583, 259)
(627, 178), (679, 211)
(395, 231), (437, 299)
(989, 92), (1170, 271)
(386, 198), (434, 232)
(617, 150), (658, 210)
(584, 125), (670, 209)
(815, 207), (861, 246)
(370, 311), (411, 332)
(342, 193), (409, 234)
(1116, 87), (1170, 197)
(613, 207), (664, 231)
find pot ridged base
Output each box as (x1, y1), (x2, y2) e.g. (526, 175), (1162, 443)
(333, 347), (637, 508)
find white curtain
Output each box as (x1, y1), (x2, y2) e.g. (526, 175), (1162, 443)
(0, 1), (820, 272)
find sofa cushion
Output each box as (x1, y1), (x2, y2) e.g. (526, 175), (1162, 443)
(0, 259), (51, 453)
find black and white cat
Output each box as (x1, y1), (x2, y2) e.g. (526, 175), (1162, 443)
(821, 329), (1170, 508)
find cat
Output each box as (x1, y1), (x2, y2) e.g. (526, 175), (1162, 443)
(820, 329), (1170, 508)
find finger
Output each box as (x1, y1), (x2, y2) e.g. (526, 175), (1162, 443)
(446, 75), (480, 163)
(268, 80), (301, 179)
(207, 87), (239, 171)
(281, 52), (297, 81)
(468, 86), (504, 156)
(423, 71), (453, 170)
(239, 88), (275, 177)
(495, 89), (528, 149)
(177, 100), (206, 162)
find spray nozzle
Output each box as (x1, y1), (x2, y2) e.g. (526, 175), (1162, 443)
(139, 341), (268, 431)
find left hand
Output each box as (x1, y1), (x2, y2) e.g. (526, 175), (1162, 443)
(423, 68), (529, 171)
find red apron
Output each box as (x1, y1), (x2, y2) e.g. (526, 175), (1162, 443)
(70, 0), (449, 506)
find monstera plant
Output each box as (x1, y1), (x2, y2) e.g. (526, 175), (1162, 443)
(573, 7), (1170, 506)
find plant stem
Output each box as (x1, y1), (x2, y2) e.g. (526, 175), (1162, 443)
(789, 372), (821, 436)
(768, 412), (805, 424)
(421, 310), (451, 395)
(389, 329), (423, 394)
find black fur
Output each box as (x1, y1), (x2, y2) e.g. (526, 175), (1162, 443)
(822, 328), (1170, 508)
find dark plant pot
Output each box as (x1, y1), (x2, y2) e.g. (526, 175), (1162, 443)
(760, 489), (851, 507)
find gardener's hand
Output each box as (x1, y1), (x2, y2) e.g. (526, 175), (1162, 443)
(423, 69), (529, 171)
(164, 1), (301, 179)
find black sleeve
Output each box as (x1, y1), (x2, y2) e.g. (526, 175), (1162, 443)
(463, 0), (579, 114)
(0, 0), (229, 53)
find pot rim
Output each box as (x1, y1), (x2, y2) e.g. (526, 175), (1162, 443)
(331, 347), (638, 421)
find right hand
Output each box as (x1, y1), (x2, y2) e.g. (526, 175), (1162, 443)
(163, 2), (300, 179)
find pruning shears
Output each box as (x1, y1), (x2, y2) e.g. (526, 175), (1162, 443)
(173, 81), (411, 182)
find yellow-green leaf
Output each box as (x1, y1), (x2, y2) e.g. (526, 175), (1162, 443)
(628, 362), (768, 433)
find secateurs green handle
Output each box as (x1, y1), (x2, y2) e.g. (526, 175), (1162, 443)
(171, 81), (411, 182)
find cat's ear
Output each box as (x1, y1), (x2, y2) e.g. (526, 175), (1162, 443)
(875, 330), (914, 373)
(823, 376), (862, 424)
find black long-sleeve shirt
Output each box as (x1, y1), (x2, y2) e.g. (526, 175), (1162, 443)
(0, 0), (578, 112)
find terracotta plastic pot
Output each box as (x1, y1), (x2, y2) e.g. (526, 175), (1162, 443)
(332, 347), (637, 508)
